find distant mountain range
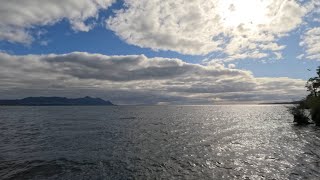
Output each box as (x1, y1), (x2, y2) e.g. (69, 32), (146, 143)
(0, 96), (114, 106)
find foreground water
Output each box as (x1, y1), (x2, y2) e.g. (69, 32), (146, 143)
(0, 105), (320, 179)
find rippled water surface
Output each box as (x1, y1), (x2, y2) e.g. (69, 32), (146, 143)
(1, 105), (320, 179)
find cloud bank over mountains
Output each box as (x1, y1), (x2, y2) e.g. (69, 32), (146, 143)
(0, 52), (305, 104)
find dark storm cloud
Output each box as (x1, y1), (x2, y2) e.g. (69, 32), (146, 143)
(37, 52), (249, 81)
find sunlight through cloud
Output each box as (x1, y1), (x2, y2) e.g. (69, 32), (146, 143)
(107, 0), (314, 61)
(217, 0), (271, 29)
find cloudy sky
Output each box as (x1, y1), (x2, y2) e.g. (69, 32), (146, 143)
(0, 0), (319, 105)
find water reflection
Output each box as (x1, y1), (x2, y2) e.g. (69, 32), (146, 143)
(0, 105), (319, 179)
(289, 125), (320, 179)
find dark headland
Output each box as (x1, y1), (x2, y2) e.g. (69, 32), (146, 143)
(0, 96), (114, 106)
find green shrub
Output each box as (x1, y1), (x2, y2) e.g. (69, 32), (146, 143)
(288, 105), (310, 125)
(289, 66), (320, 126)
(310, 102), (320, 125)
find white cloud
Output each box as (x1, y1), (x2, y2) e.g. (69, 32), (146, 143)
(107, 0), (312, 61)
(313, 18), (320, 22)
(308, 0), (320, 22)
(0, 0), (317, 63)
(0, 52), (306, 104)
(274, 52), (283, 60)
(228, 64), (236, 69)
(300, 27), (320, 60)
(296, 54), (305, 59)
(0, 0), (115, 43)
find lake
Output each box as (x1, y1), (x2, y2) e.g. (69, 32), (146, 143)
(0, 105), (319, 179)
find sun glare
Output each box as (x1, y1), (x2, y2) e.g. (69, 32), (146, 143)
(217, 0), (271, 30)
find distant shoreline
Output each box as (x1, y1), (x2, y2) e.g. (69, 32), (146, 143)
(0, 97), (300, 106)
(0, 96), (115, 106)
(259, 101), (300, 105)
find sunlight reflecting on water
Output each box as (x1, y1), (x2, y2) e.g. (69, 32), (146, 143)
(0, 105), (319, 179)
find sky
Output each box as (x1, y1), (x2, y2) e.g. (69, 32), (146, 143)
(0, 0), (319, 105)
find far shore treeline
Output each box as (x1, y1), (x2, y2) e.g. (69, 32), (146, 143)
(289, 66), (320, 125)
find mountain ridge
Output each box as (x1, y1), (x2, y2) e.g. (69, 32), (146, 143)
(0, 96), (114, 106)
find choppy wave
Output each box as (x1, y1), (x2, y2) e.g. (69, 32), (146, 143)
(0, 105), (319, 179)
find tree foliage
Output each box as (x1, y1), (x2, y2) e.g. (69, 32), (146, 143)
(306, 67), (320, 97)
(291, 67), (320, 125)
